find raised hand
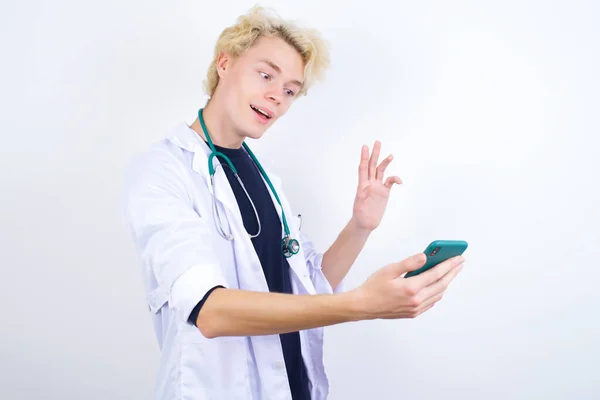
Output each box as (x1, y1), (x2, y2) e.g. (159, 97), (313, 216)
(352, 141), (402, 232)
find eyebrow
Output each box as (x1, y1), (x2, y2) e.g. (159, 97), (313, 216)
(260, 59), (304, 88)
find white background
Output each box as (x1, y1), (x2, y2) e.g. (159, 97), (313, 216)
(2, 0), (599, 399)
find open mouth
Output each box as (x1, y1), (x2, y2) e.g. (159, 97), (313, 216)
(250, 105), (272, 119)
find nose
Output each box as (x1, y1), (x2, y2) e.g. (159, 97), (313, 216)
(266, 94), (280, 105)
(265, 87), (282, 105)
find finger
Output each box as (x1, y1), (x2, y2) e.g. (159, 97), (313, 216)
(413, 263), (463, 305)
(410, 255), (464, 291)
(388, 252), (427, 278)
(384, 176), (403, 189)
(358, 145), (369, 186)
(413, 297), (439, 317)
(376, 154), (393, 181)
(369, 141), (381, 180)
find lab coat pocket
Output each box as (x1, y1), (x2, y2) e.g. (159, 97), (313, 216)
(180, 331), (249, 398)
(294, 213), (303, 232)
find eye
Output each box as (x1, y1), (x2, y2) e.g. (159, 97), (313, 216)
(285, 89), (295, 97)
(259, 71), (271, 80)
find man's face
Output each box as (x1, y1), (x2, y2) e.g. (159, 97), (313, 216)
(216, 35), (305, 140)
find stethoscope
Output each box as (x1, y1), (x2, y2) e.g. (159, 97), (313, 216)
(198, 108), (300, 258)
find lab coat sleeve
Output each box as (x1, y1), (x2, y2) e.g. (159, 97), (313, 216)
(300, 231), (347, 294)
(122, 149), (228, 324)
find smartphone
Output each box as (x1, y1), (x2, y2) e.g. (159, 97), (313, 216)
(404, 240), (468, 278)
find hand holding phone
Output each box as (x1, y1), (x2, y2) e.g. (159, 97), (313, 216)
(350, 241), (466, 320)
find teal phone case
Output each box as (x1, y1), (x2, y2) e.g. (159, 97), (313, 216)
(404, 240), (468, 278)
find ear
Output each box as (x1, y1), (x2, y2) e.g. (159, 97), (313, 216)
(216, 52), (231, 79)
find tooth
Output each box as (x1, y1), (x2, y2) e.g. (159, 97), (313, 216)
(251, 105), (270, 118)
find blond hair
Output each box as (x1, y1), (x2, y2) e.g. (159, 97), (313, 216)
(203, 5), (330, 98)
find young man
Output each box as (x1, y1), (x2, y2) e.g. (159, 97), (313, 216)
(122, 6), (465, 400)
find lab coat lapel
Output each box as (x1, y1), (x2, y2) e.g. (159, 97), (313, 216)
(169, 123), (244, 225)
(192, 146), (245, 226)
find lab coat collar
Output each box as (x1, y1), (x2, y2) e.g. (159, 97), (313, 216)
(166, 122), (211, 178)
(166, 121), (283, 194)
(166, 122), (244, 223)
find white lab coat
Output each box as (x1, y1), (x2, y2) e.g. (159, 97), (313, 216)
(122, 122), (344, 400)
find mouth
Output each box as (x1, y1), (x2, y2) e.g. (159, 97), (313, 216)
(250, 104), (273, 120)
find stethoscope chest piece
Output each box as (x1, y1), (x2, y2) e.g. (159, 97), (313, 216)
(282, 235), (300, 258)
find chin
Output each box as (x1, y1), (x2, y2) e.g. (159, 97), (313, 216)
(240, 107), (275, 139)
(243, 126), (269, 141)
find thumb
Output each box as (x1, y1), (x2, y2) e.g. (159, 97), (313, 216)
(384, 176), (403, 189)
(388, 253), (426, 278)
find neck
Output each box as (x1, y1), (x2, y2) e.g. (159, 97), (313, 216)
(190, 98), (245, 149)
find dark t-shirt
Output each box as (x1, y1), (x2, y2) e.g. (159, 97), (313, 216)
(188, 141), (311, 400)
